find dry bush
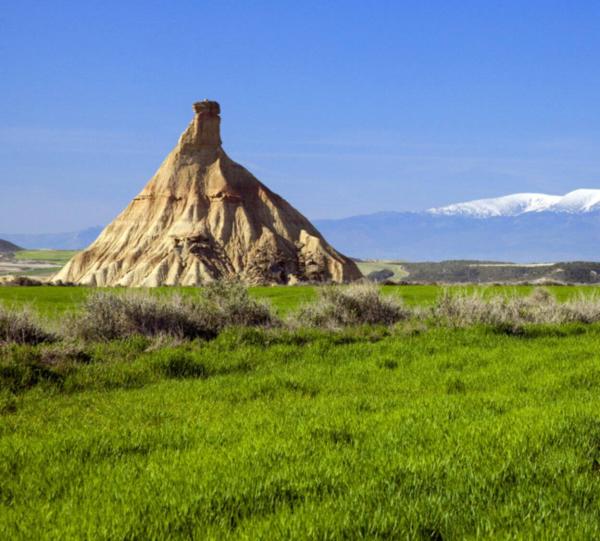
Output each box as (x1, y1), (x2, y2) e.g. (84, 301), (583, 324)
(70, 292), (217, 341)
(70, 283), (277, 342)
(433, 288), (551, 327)
(0, 276), (43, 287)
(200, 280), (277, 329)
(431, 287), (600, 328)
(559, 293), (600, 324)
(0, 305), (54, 345)
(292, 283), (410, 328)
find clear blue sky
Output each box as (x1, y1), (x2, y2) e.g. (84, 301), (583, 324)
(2, 1), (600, 233)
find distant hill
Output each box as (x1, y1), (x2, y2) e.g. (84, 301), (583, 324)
(0, 239), (22, 253)
(0, 227), (103, 250)
(315, 211), (600, 262)
(360, 260), (600, 284)
(315, 190), (600, 262)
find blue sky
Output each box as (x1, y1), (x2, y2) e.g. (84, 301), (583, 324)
(2, 1), (600, 233)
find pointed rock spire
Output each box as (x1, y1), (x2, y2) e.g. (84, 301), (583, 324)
(54, 101), (362, 286)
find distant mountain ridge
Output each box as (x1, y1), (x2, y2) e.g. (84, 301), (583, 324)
(0, 239), (22, 253)
(0, 227), (103, 250)
(314, 189), (600, 262)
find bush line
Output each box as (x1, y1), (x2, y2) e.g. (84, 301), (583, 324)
(3, 282), (600, 348)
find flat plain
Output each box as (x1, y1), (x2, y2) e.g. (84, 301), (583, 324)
(0, 250), (79, 278)
(0, 283), (598, 316)
(2, 285), (600, 539)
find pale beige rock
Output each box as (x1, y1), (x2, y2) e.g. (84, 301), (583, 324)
(54, 101), (361, 286)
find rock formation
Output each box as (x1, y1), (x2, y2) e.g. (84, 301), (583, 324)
(54, 101), (362, 286)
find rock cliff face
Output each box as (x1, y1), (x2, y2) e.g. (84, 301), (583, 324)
(54, 101), (361, 286)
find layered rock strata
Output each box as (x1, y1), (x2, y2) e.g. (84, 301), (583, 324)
(54, 101), (361, 286)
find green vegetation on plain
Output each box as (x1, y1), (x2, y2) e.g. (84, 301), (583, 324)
(2, 284), (600, 538)
(0, 283), (599, 317)
(0, 250), (79, 278)
(3, 323), (600, 538)
(13, 250), (79, 264)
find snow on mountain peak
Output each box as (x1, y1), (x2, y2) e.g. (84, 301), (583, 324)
(550, 189), (600, 213)
(428, 189), (600, 218)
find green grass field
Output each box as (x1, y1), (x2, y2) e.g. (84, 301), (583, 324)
(13, 250), (79, 264)
(2, 285), (600, 538)
(3, 324), (600, 538)
(0, 250), (79, 278)
(0, 283), (598, 317)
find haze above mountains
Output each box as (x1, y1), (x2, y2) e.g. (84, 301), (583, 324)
(3, 189), (600, 263)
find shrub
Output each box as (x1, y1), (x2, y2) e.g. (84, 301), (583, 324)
(431, 288), (600, 328)
(292, 283), (410, 328)
(200, 280), (277, 329)
(432, 288), (552, 328)
(0, 305), (54, 345)
(560, 293), (600, 324)
(71, 292), (217, 341)
(70, 283), (277, 342)
(0, 276), (43, 287)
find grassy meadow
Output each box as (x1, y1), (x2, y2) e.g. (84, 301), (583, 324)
(2, 284), (600, 538)
(13, 250), (79, 264)
(0, 250), (79, 278)
(0, 283), (598, 317)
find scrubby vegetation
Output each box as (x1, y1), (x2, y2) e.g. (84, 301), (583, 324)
(3, 282), (600, 319)
(433, 288), (600, 331)
(69, 282), (277, 342)
(2, 283), (600, 538)
(0, 305), (53, 345)
(71, 292), (217, 341)
(293, 283), (409, 328)
(3, 283), (600, 345)
(200, 280), (276, 328)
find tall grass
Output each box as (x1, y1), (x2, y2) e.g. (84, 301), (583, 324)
(4, 284), (600, 537)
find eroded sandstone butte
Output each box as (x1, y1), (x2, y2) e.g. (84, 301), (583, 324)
(54, 101), (362, 286)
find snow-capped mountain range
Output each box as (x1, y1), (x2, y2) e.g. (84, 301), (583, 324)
(314, 189), (600, 262)
(428, 189), (600, 218)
